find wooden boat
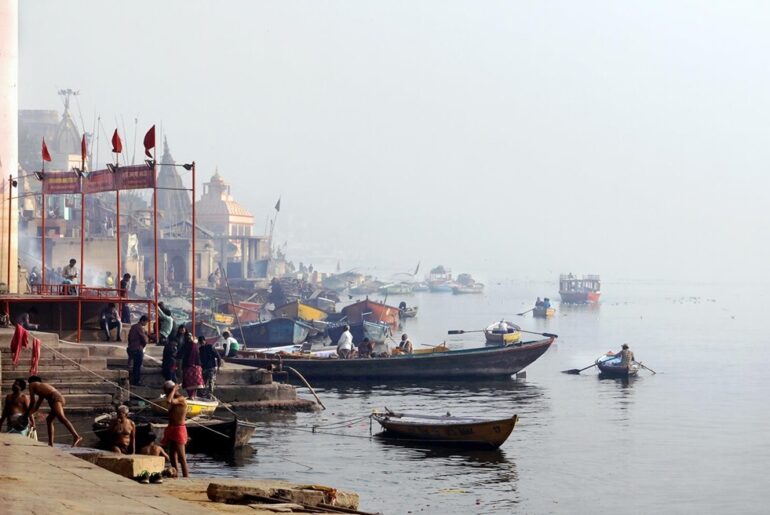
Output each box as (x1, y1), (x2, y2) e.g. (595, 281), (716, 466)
(150, 395), (219, 418)
(379, 282), (414, 295)
(532, 306), (556, 318)
(238, 318), (313, 347)
(428, 281), (456, 292)
(94, 414), (256, 452)
(452, 284), (484, 294)
(327, 320), (391, 344)
(412, 282), (430, 292)
(595, 352), (639, 378)
(273, 300), (329, 322)
(228, 336), (555, 381)
(371, 409), (518, 449)
(400, 306), (418, 319)
(483, 321), (522, 345)
(341, 299), (401, 328)
(559, 274), (601, 304)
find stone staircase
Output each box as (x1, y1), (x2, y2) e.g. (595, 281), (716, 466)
(0, 328), (128, 413)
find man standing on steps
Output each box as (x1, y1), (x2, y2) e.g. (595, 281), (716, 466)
(160, 381), (189, 478)
(26, 376), (81, 447)
(126, 315), (149, 386)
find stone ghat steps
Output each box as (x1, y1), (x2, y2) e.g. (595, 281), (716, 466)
(1, 357), (108, 372)
(0, 380), (121, 395)
(3, 368), (128, 382)
(0, 343), (92, 358)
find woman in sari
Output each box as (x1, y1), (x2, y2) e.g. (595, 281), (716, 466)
(178, 332), (204, 399)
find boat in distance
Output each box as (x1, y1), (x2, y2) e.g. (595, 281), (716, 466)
(533, 306), (556, 318)
(371, 409), (518, 449)
(559, 273), (601, 303)
(595, 352), (639, 378)
(228, 336), (555, 381)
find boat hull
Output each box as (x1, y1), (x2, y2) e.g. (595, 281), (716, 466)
(595, 354), (639, 378)
(341, 299), (401, 328)
(150, 396), (219, 418)
(239, 318), (312, 347)
(452, 285), (484, 294)
(373, 413), (517, 449)
(327, 320), (391, 344)
(532, 307), (556, 318)
(559, 291), (601, 304)
(273, 300), (329, 322)
(228, 337), (554, 381)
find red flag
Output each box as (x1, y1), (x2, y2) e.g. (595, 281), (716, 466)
(143, 125), (156, 158)
(111, 129), (122, 153)
(81, 134), (87, 162)
(41, 138), (52, 162)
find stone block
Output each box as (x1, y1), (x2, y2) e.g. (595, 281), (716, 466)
(73, 452), (165, 479)
(206, 480), (359, 510)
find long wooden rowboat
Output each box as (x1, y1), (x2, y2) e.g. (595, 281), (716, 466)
(595, 353), (639, 378)
(372, 410), (518, 449)
(228, 336), (555, 381)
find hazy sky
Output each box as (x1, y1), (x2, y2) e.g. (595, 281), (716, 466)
(18, 1), (770, 282)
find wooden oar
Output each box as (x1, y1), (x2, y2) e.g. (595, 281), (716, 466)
(562, 363), (597, 375)
(448, 329), (558, 338)
(516, 308), (534, 316)
(635, 361), (657, 374)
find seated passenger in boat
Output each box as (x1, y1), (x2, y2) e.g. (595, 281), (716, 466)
(336, 325), (354, 359)
(617, 344), (634, 368)
(357, 337), (373, 358)
(108, 405), (135, 454)
(398, 334), (413, 354)
(535, 297), (543, 308)
(493, 320), (509, 334)
(543, 298), (551, 309)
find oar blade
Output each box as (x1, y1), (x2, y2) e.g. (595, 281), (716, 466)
(447, 330), (463, 335)
(561, 369), (582, 375)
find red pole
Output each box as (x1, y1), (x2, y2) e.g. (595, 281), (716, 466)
(41, 190), (46, 288)
(79, 157), (85, 342)
(7, 175), (12, 292)
(153, 159), (159, 342)
(191, 161), (196, 333)
(116, 189), (121, 283)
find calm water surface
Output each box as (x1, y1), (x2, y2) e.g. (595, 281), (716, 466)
(157, 281), (770, 513)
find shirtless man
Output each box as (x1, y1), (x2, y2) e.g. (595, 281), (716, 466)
(159, 381), (189, 477)
(27, 376), (82, 447)
(0, 379), (34, 432)
(139, 438), (170, 461)
(108, 405), (135, 454)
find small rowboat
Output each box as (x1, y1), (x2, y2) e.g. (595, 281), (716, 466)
(483, 320), (522, 345)
(372, 409), (518, 449)
(532, 306), (556, 318)
(400, 306), (418, 319)
(595, 353), (639, 378)
(150, 395), (219, 418)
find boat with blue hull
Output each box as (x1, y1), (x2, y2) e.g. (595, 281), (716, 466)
(239, 318), (314, 348)
(327, 320), (391, 344)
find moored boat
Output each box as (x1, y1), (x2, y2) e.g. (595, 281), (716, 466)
(273, 300), (330, 322)
(532, 306), (556, 318)
(341, 298), (401, 328)
(452, 284), (484, 294)
(371, 409), (518, 449)
(379, 282), (414, 295)
(327, 320), (391, 344)
(94, 414), (256, 452)
(238, 318), (314, 347)
(595, 352), (639, 378)
(400, 306), (418, 319)
(483, 320), (522, 345)
(150, 395), (219, 418)
(559, 274), (601, 304)
(228, 336), (555, 381)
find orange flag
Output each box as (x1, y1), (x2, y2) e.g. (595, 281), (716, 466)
(41, 138), (52, 162)
(111, 129), (122, 153)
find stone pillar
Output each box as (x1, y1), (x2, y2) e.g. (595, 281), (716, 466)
(0, 0), (18, 293)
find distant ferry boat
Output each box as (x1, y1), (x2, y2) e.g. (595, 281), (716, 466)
(559, 274), (601, 304)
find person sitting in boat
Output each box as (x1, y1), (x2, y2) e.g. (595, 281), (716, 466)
(357, 337), (373, 358)
(108, 405), (135, 454)
(336, 325), (354, 359)
(535, 297), (544, 308)
(617, 343), (635, 369)
(543, 298), (551, 309)
(493, 320), (509, 334)
(399, 301), (407, 311)
(217, 331), (241, 358)
(398, 334), (413, 354)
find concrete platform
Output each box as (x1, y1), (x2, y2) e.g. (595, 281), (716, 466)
(0, 434), (211, 515)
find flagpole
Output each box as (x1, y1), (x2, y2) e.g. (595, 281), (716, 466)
(78, 147), (85, 342)
(115, 153), (121, 284)
(7, 174), (12, 291)
(191, 161), (196, 333)
(153, 149), (159, 343)
(41, 175), (46, 288)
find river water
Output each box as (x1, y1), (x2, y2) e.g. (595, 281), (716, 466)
(87, 280), (770, 513)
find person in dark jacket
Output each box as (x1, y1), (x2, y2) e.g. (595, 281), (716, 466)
(126, 315), (149, 386)
(198, 336), (223, 394)
(161, 336), (178, 382)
